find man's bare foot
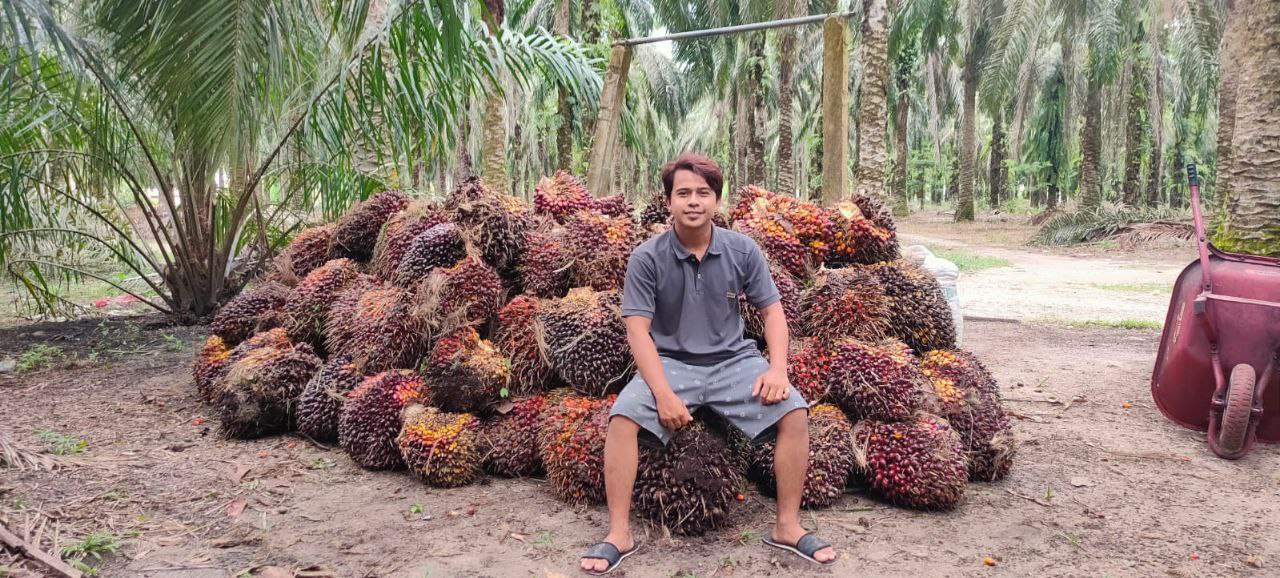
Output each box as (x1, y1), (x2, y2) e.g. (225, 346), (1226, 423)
(580, 530), (634, 574)
(771, 523), (836, 563)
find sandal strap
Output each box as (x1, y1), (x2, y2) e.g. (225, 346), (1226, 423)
(582, 541), (622, 564)
(795, 533), (832, 557)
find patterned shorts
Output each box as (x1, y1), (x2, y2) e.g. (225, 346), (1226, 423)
(609, 352), (810, 447)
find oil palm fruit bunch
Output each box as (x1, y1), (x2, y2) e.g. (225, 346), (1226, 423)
(639, 193), (671, 228)
(739, 260), (805, 342)
(594, 195), (634, 219)
(519, 225), (572, 299)
(413, 256), (504, 330)
(920, 350), (1013, 481)
(269, 224), (334, 284)
(193, 335), (232, 403)
(392, 222), (467, 288)
(784, 337), (833, 403)
(282, 258), (361, 350)
(494, 296), (553, 395)
(538, 394), (615, 504)
(448, 177), (533, 278)
(748, 404), (855, 509)
(331, 190), (409, 261)
(800, 268), (891, 343)
(853, 413), (968, 510)
(371, 201), (450, 278)
(422, 327), (509, 413)
(731, 187), (822, 278)
(397, 404), (483, 487)
(325, 280), (426, 373)
(866, 261), (956, 353)
(534, 171), (596, 223)
(213, 329), (322, 439)
(296, 355), (364, 442)
(563, 210), (639, 292)
(479, 393), (556, 477)
(633, 422), (745, 535)
(210, 281), (294, 345)
(339, 370), (428, 470)
(536, 288), (632, 396)
(827, 338), (929, 422)
(825, 198), (899, 266)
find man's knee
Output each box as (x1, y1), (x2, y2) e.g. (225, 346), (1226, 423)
(608, 414), (643, 436)
(776, 408), (808, 433)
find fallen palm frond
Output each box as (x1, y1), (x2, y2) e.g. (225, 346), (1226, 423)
(1031, 205), (1192, 246)
(0, 430), (78, 471)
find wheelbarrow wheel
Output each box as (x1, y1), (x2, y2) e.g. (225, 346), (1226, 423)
(1218, 364), (1257, 456)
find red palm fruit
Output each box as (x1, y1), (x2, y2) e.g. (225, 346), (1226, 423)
(282, 258), (361, 350)
(920, 349), (1014, 481)
(332, 190), (409, 261)
(866, 260), (956, 354)
(534, 171), (596, 222)
(296, 354), (364, 442)
(853, 413), (969, 510)
(785, 337), (834, 403)
(398, 404), (483, 487)
(325, 280), (427, 373)
(269, 224), (335, 284)
(371, 201), (449, 278)
(800, 268), (891, 343)
(634, 421), (746, 535)
(537, 394), (616, 505)
(392, 222), (466, 287)
(536, 288), (633, 396)
(413, 256), (504, 330)
(213, 329), (322, 439)
(519, 226), (572, 299)
(748, 404), (855, 509)
(562, 210), (639, 292)
(211, 282), (294, 345)
(423, 326), (510, 413)
(479, 394), (555, 477)
(448, 177), (534, 277)
(739, 260), (805, 341)
(193, 335), (232, 403)
(338, 370), (428, 470)
(827, 338), (929, 422)
(494, 296), (553, 395)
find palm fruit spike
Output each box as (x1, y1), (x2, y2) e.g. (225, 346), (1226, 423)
(332, 190), (409, 261)
(730, 185), (832, 277)
(534, 171), (595, 222)
(413, 256), (504, 330)
(633, 421), (746, 535)
(213, 329), (322, 439)
(520, 226), (571, 299)
(784, 337), (833, 404)
(193, 335), (232, 403)
(282, 258), (361, 350)
(269, 224), (334, 285)
(495, 296), (553, 395)
(853, 413), (969, 510)
(371, 201), (449, 278)
(826, 198), (899, 265)
(447, 176), (533, 277)
(867, 260), (957, 354)
(479, 394), (554, 476)
(920, 350), (1014, 481)
(397, 404), (483, 487)
(800, 268), (891, 343)
(393, 222), (466, 287)
(325, 280), (426, 373)
(639, 193), (671, 227)
(422, 327), (509, 413)
(536, 288), (633, 396)
(563, 210), (639, 292)
(210, 281), (294, 345)
(747, 404), (855, 509)
(739, 260), (805, 342)
(827, 338), (928, 422)
(296, 355), (364, 442)
(339, 370), (428, 470)
(538, 394), (616, 505)
(594, 195), (634, 219)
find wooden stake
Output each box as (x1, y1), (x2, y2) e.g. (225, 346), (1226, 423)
(821, 16), (849, 207)
(0, 522), (83, 578)
(586, 44), (633, 197)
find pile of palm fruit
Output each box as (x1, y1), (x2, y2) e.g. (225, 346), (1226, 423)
(192, 171), (1014, 536)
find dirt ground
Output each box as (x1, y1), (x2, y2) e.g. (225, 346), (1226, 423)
(2, 214), (1277, 578)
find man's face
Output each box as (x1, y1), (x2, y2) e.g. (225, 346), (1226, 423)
(667, 169), (719, 229)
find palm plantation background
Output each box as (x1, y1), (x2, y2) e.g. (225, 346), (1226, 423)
(1, 0), (1276, 320)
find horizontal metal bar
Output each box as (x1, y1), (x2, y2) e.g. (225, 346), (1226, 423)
(617, 11), (857, 47)
(1205, 293), (1280, 310)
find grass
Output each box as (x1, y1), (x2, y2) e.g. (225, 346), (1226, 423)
(929, 247), (1014, 272)
(1037, 317), (1163, 330)
(1089, 282), (1169, 294)
(34, 428), (89, 455)
(61, 530), (123, 574)
(16, 344), (66, 372)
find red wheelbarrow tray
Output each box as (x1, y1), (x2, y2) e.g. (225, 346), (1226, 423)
(1150, 230), (1280, 443)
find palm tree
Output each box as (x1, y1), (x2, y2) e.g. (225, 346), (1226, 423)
(856, 0), (892, 202)
(955, 0), (1003, 221)
(1077, 0), (1123, 209)
(1144, 0), (1165, 206)
(1120, 21), (1149, 207)
(555, 0), (575, 171)
(775, 0), (803, 194)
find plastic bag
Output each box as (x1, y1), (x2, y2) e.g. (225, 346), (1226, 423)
(903, 245), (963, 345)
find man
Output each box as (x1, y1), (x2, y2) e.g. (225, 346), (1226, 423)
(579, 153), (837, 574)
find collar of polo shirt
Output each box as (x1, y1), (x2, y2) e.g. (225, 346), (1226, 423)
(669, 224), (725, 261)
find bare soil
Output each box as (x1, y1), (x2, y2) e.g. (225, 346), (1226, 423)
(2, 215), (1276, 578)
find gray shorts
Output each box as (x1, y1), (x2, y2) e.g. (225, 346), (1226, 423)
(609, 353), (810, 447)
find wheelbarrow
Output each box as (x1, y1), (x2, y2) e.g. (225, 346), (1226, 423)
(1150, 163), (1280, 459)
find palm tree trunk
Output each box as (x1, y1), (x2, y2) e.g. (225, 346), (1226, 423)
(956, 71), (978, 221)
(1213, 3), (1242, 216)
(1216, 0), (1280, 256)
(1121, 50), (1147, 207)
(1145, 25), (1163, 206)
(891, 73), (911, 216)
(856, 0), (891, 202)
(1079, 73), (1103, 208)
(747, 33), (766, 186)
(554, 0), (573, 171)
(481, 10), (506, 190)
(988, 109), (1006, 208)
(776, 0), (801, 195)
(1061, 20), (1077, 198)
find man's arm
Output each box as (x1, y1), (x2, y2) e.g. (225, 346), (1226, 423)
(751, 301), (792, 404)
(625, 315), (693, 430)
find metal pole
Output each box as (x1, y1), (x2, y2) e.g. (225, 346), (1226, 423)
(616, 11), (857, 47)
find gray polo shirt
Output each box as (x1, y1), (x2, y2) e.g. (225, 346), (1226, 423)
(621, 226), (781, 366)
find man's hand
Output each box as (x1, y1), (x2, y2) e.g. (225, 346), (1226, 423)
(752, 365), (791, 405)
(656, 390), (694, 430)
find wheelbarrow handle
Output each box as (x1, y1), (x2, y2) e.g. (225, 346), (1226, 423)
(1187, 163), (1198, 186)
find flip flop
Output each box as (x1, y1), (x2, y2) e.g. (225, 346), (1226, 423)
(763, 530), (836, 565)
(580, 540), (641, 575)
